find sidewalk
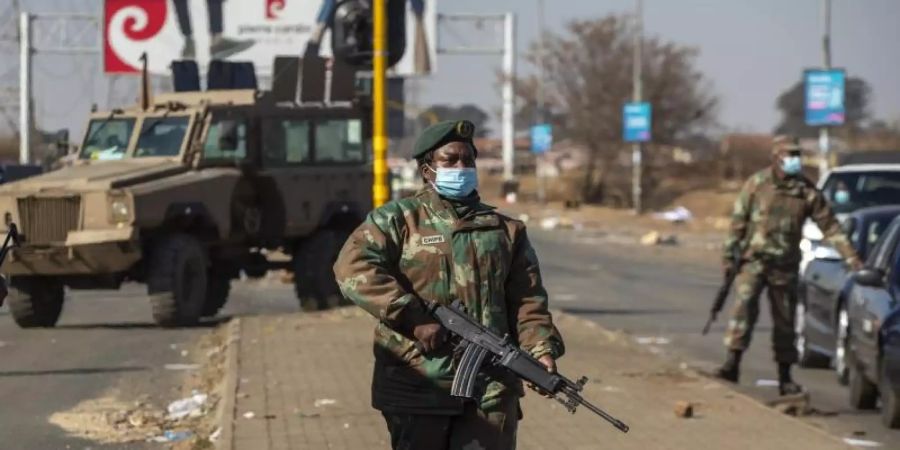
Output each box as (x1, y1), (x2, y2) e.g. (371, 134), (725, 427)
(219, 307), (850, 450)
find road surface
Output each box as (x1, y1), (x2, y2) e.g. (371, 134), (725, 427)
(0, 227), (897, 448)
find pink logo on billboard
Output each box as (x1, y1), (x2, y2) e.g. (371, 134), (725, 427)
(266, 0), (286, 20)
(104, 0), (168, 74)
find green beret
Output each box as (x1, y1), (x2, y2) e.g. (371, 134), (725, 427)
(412, 120), (477, 160)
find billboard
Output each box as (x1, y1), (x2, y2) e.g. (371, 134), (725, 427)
(804, 69), (845, 126)
(623, 102), (651, 143)
(530, 124), (552, 154)
(103, 0), (437, 77)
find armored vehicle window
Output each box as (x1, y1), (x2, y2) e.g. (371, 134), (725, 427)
(315, 119), (364, 164)
(135, 116), (190, 157)
(204, 119), (247, 160)
(80, 118), (135, 160)
(262, 118), (310, 166)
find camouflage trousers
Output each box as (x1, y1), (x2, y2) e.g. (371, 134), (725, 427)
(381, 397), (519, 450)
(723, 259), (799, 364)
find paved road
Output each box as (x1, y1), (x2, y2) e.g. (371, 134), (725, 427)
(2, 227), (898, 449)
(531, 227), (900, 448)
(0, 280), (296, 450)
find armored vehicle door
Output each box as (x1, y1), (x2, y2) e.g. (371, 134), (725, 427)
(258, 113), (317, 236)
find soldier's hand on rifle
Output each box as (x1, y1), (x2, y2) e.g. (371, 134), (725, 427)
(847, 257), (864, 272)
(527, 355), (557, 398)
(412, 322), (447, 354)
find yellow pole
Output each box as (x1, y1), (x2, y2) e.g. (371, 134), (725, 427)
(372, 0), (389, 207)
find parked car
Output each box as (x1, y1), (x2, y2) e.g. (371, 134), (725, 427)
(797, 206), (900, 383)
(845, 215), (900, 428)
(800, 164), (900, 274)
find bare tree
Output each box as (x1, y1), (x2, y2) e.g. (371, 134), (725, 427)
(512, 15), (718, 203)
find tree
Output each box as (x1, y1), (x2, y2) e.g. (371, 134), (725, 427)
(512, 15), (718, 203)
(773, 77), (871, 138)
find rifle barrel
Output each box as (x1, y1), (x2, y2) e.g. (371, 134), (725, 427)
(574, 393), (629, 433)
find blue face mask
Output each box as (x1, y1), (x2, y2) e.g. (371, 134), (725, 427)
(428, 166), (478, 199)
(781, 156), (802, 175)
(834, 190), (850, 204)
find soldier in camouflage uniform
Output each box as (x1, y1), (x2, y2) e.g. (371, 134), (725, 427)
(717, 135), (862, 395)
(334, 120), (564, 450)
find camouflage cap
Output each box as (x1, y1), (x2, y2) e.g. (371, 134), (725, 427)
(412, 120), (477, 160)
(772, 135), (802, 154)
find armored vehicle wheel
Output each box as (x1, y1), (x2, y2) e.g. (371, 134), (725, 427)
(293, 229), (349, 312)
(203, 272), (232, 317)
(148, 234), (208, 327)
(7, 276), (64, 328)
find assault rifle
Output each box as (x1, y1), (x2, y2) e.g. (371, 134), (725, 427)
(702, 249), (741, 335)
(415, 300), (629, 433)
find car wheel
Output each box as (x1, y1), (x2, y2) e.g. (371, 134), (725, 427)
(148, 234), (208, 327)
(292, 229), (350, 312)
(796, 301), (829, 368)
(881, 359), (900, 429)
(849, 359), (878, 410)
(7, 276), (64, 328)
(834, 303), (850, 385)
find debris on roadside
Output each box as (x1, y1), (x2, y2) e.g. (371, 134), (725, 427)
(653, 206), (693, 223)
(673, 401), (694, 418)
(843, 437), (882, 447)
(166, 391), (208, 420)
(517, 213), (530, 223)
(149, 430), (193, 443)
(314, 398), (338, 408)
(640, 230), (678, 246)
(635, 336), (671, 345)
(755, 379), (779, 388)
(243, 412), (256, 419)
(209, 427), (222, 442)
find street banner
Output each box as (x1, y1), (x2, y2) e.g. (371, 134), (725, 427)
(804, 69), (845, 126)
(103, 0), (437, 77)
(623, 102), (651, 143)
(530, 124), (552, 154)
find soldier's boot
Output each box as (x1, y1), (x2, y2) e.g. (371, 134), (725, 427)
(778, 363), (804, 396)
(716, 350), (742, 383)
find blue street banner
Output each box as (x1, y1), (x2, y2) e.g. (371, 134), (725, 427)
(623, 102), (651, 142)
(531, 124), (553, 154)
(804, 69), (846, 126)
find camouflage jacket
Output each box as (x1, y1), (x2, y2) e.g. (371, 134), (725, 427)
(723, 168), (859, 266)
(333, 188), (565, 415)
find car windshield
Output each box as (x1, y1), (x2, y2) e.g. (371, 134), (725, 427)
(134, 116), (190, 157)
(823, 171), (900, 214)
(79, 117), (136, 160)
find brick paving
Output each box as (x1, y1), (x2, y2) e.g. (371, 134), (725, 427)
(221, 306), (850, 450)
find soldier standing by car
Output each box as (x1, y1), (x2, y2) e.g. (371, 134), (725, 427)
(717, 135), (863, 395)
(333, 120), (565, 450)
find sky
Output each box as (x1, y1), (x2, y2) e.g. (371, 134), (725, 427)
(3, 0), (900, 140)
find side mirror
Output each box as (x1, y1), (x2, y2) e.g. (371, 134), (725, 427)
(854, 268), (885, 287)
(217, 121), (239, 151)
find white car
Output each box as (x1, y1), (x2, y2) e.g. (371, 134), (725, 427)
(799, 164), (900, 274)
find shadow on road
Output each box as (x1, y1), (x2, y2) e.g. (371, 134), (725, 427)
(0, 366), (148, 377)
(55, 317), (230, 330)
(560, 306), (682, 316)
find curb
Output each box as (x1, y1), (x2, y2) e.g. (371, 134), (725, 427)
(553, 310), (852, 448)
(216, 317), (242, 450)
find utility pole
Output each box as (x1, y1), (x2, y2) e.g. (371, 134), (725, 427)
(631, 0), (643, 214)
(436, 13), (517, 194)
(18, 11), (30, 164)
(535, 0), (547, 204)
(501, 12), (516, 185)
(372, 0), (389, 207)
(818, 0), (832, 176)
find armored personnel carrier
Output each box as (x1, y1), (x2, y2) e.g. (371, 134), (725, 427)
(0, 76), (372, 327)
